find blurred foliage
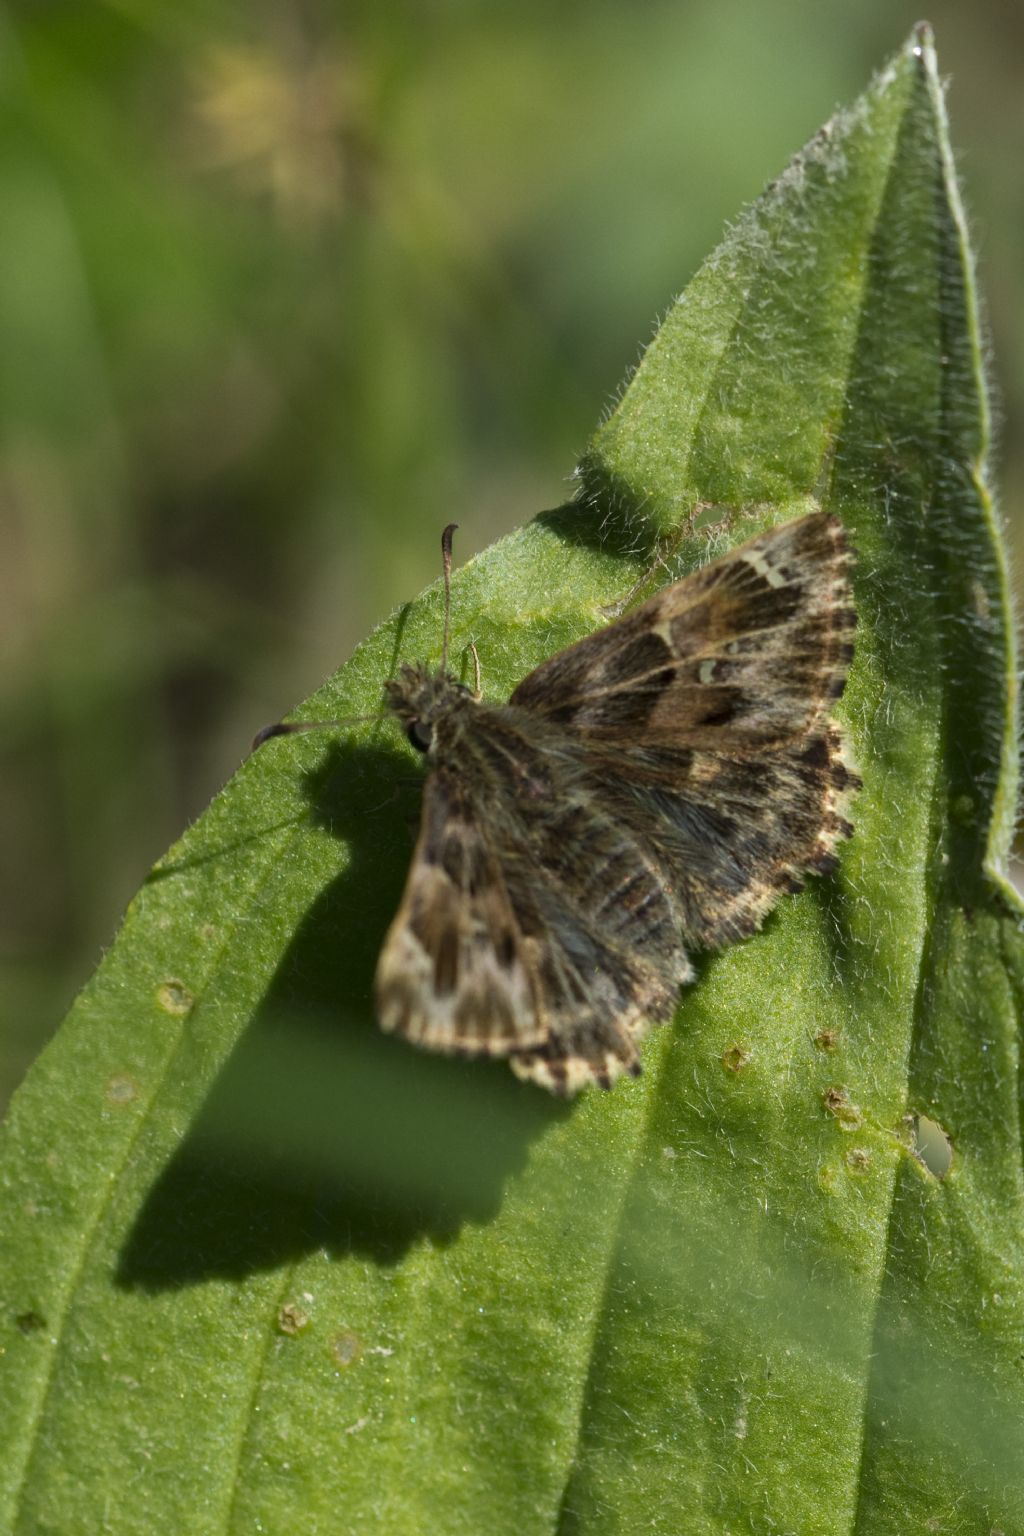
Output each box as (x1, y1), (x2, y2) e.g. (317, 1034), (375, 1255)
(0, 0), (1020, 1107)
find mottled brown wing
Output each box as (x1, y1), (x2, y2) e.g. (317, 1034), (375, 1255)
(585, 721), (857, 951)
(509, 512), (858, 950)
(374, 770), (548, 1057)
(375, 729), (693, 1094)
(512, 513), (852, 748)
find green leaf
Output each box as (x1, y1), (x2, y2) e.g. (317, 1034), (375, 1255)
(2, 27), (1021, 1534)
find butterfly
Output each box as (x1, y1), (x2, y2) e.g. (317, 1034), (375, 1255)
(259, 512), (857, 1095)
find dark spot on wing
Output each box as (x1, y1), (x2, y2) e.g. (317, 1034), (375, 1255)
(605, 629), (673, 680)
(799, 736), (831, 769)
(700, 695), (742, 727)
(495, 929), (517, 969)
(439, 832), (489, 895)
(433, 927), (458, 997)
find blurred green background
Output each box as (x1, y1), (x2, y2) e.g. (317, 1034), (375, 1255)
(1, 2), (1020, 1109)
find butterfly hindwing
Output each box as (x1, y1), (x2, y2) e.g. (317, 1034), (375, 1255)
(584, 723), (856, 950)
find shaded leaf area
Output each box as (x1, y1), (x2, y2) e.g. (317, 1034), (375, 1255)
(1, 28), (1021, 1536)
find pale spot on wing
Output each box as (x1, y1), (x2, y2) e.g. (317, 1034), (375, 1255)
(740, 548), (788, 588)
(510, 1041), (641, 1095)
(698, 659), (717, 684)
(375, 848), (550, 1056)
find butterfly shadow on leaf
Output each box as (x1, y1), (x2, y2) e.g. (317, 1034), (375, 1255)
(118, 739), (568, 1293)
(538, 465), (659, 566)
(543, 453), (735, 564)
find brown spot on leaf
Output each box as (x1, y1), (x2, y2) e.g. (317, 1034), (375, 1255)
(721, 1043), (751, 1074)
(277, 1303), (311, 1336)
(105, 1074), (140, 1105)
(156, 980), (193, 1016)
(823, 1085), (862, 1130)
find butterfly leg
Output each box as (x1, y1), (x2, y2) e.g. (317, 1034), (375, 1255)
(465, 642), (482, 699)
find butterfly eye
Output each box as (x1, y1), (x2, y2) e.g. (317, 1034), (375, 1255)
(406, 719), (433, 753)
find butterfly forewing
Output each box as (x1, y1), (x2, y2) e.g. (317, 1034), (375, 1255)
(510, 513), (853, 749)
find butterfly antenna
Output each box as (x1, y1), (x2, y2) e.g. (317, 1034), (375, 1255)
(440, 521), (458, 674)
(251, 714), (382, 753)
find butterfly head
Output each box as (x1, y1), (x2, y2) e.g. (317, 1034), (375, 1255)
(384, 661), (473, 755)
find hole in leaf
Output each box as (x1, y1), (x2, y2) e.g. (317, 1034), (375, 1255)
(912, 1114), (953, 1178)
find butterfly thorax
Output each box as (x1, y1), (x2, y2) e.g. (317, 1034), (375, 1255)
(384, 661), (475, 754)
